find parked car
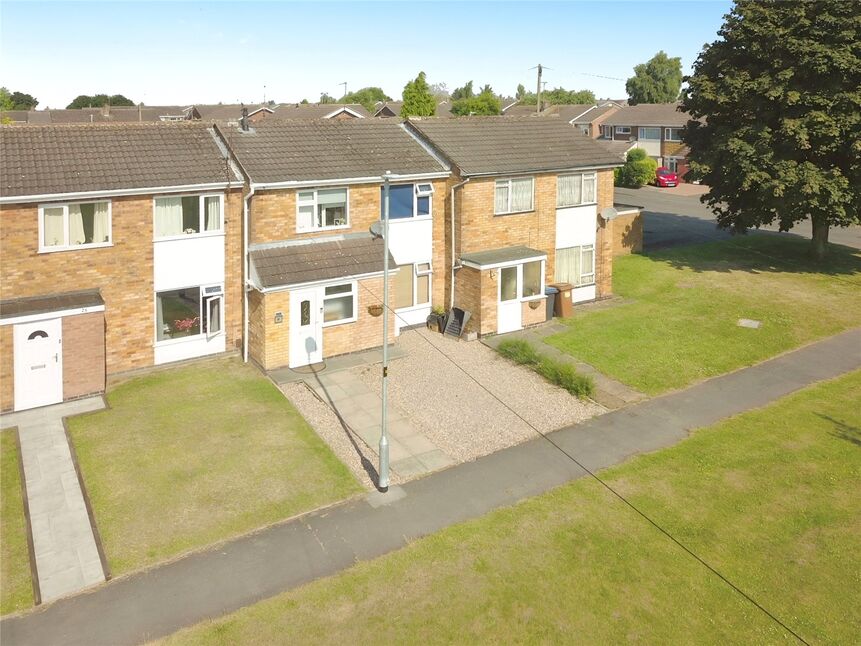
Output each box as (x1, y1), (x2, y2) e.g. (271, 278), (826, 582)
(655, 166), (678, 187)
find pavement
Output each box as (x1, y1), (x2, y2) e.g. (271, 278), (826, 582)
(2, 327), (858, 646)
(616, 185), (861, 251)
(0, 397), (107, 604)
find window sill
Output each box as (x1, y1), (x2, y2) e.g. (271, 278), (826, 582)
(556, 201), (598, 209)
(39, 242), (113, 254)
(521, 294), (546, 303)
(388, 214), (432, 223)
(154, 332), (223, 347)
(296, 224), (351, 234)
(321, 317), (358, 328)
(494, 209), (535, 217)
(153, 231), (225, 243)
(394, 302), (431, 312)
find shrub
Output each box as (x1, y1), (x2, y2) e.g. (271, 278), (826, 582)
(497, 339), (540, 366)
(496, 339), (594, 399)
(615, 148), (659, 188)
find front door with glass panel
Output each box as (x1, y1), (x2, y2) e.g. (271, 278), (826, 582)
(289, 289), (323, 368)
(13, 318), (63, 411)
(497, 265), (523, 334)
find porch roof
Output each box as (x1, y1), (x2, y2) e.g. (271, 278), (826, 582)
(0, 289), (104, 320)
(249, 233), (397, 290)
(460, 245), (546, 269)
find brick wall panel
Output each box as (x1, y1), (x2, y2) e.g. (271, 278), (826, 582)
(62, 312), (106, 399)
(0, 326), (12, 412)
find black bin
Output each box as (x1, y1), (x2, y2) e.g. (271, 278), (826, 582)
(544, 286), (559, 320)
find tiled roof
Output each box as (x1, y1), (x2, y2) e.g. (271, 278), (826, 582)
(0, 289), (103, 320)
(461, 245), (546, 267)
(601, 139), (639, 160)
(407, 117), (623, 176)
(501, 104), (542, 117)
(271, 104), (370, 119)
(192, 104), (273, 121)
(543, 104), (596, 122)
(0, 122), (240, 199)
(221, 119), (448, 184)
(250, 234), (396, 288)
(1, 107), (189, 124)
(602, 102), (691, 127)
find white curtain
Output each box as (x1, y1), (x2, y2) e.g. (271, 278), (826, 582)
(155, 197), (183, 237)
(495, 182), (509, 213)
(511, 178), (533, 211)
(68, 204), (86, 245)
(557, 175), (581, 207)
(555, 247), (582, 284)
(92, 202), (109, 243)
(205, 196), (220, 231)
(43, 207), (65, 247)
(582, 174), (596, 204)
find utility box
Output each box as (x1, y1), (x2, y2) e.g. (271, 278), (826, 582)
(550, 283), (574, 318)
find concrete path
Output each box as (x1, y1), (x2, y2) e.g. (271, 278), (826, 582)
(2, 328), (859, 645)
(482, 318), (647, 410)
(0, 397), (106, 604)
(271, 345), (454, 481)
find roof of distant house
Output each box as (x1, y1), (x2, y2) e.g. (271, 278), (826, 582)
(600, 139), (640, 160)
(271, 103), (370, 119)
(249, 234), (396, 289)
(602, 102), (690, 127)
(191, 104), (273, 121)
(542, 104), (598, 122)
(373, 101), (402, 117)
(1, 106), (189, 124)
(501, 103), (541, 117)
(406, 116), (622, 176)
(220, 119), (449, 185)
(0, 122), (241, 200)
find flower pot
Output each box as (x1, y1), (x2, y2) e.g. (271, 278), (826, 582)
(368, 304), (383, 317)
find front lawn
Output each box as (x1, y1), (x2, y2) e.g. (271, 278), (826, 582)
(67, 357), (361, 574)
(162, 370), (861, 644)
(1, 431), (33, 615)
(546, 235), (861, 394)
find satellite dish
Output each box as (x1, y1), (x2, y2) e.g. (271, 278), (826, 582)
(369, 220), (383, 239)
(601, 206), (619, 221)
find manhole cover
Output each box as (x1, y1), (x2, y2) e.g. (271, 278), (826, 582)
(737, 318), (762, 329)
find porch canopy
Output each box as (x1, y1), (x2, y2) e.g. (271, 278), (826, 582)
(460, 245), (546, 270)
(0, 289), (104, 321)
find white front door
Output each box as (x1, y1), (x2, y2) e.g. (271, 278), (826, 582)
(289, 289), (323, 368)
(497, 265), (522, 334)
(13, 318), (63, 411)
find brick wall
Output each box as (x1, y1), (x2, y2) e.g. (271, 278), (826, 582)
(522, 298), (548, 327)
(62, 312), (106, 399)
(612, 212), (643, 255)
(323, 275), (395, 358)
(0, 325), (12, 412)
(247, 288), (267, 367)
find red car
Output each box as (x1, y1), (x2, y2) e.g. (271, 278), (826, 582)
(655, 166), (678, 187)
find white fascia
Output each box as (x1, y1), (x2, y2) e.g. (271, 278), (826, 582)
(0, 182), (242, 205)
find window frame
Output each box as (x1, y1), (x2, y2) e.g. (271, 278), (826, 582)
(321, 281), (357, 327)
(520, 259), (545, 301)
(153, 283), (224, 346)
(665, 127), (683, 142)
(37, 200), (113, 253)
(555, 245), (595, 287)
(380, 183), (433, 221)
(152, 192), (224, 241)
(296, 186), (350, 233)
(394, 262), (433, 310)
(614, 126), (631, 135)
(638, 127), (661, 140)
(556, 172), (598, 207)
(494, 177), (535, 215)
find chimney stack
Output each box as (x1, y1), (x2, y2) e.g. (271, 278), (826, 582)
(240, 106), (249, 131)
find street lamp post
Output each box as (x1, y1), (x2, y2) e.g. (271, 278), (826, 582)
(378, 171), (391, 491)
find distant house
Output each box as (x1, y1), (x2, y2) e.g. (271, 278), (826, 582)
(1, 105), (190, 124)
(189, 104), (274, 124)
(599, 103), (691, 177)
(374, 101), (454, 118)
(272, 103), (369, 120)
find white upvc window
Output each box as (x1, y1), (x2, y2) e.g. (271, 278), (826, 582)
(38, 201), (112, 252)
(154, 193), (223, 239)
(614, 126), (631, 135)
(322, 282), (356, 326)
(667, 157), (679, 173)
(665, 127), (683, 141)
(394, 262), (432, 309)
(494, 177), (534, 215)
(555, 245), (595, 287)
(297, 187), (349, 232)
(638, 127), (661, 140)
(155, 283), (224, 343)
(557, 172), (597, 207)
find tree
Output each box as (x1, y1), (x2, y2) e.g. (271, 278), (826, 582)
(0, 87), (13, 111)
(516, 83), (526, 100)
(319, 93), (338, 104)
(626, 51), (683, 104)
(429, 82), (450, 102)
(451, 81), (474, 101)
(681, 0), (861, 260)
(400, 72), (436, 117)
(451, 84), (501, 116)
(66, 94), (133, 109)
(519, 87), (596, 106)
(342, 87), (392, 112)
(615, 148), (658, 188)
(1, 90), (38, 110)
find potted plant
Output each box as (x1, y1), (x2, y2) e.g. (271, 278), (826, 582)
(426, 305), (446, 333)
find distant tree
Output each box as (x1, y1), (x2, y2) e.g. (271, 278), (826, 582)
(66, 93), (133, 109)
(300, 98), (309, 104)
(0, 87), (13, 111)
(451, 81), (474, 101)
(400, 72), (436, 117)
(6, 90), (38, 110)
(682, 0), (861, 260)
(626, 51), (683, 105)
(451, 84), (501, 116)
(615, 148), (658, 188)
(519, 87), (596, 106)
(515, 84), (526, 100)
(429, 82), (450, 102)
(319, 93), (338, 104)
(341, 87), (392, 112)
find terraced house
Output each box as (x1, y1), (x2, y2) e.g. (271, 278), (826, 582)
(0, 116), (628, 411)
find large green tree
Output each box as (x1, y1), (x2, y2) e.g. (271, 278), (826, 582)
(341, 86), (391, 112)
(2, 89), (38, 110)
(451, 81), (474, 101)
(0, 87), (13, 111)
(400, 72), (436, 117)
(682, 0), (861, 260)
(626, 51), (683, 104)
(450, 84), (501, 116)
(66, 94), (133, 109)
(519, 87), (596, 106)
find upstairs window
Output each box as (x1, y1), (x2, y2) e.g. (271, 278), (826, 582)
(665, 127), (683, 141)
(495, 177), (534, 214)
(297, 187), (349, 231)
(557, 173), (597, 207)
(154, 194), (222, 238)
(380, 183), (432, 220)
(638, 127), (661, 140)
(39, 201), (111, 252)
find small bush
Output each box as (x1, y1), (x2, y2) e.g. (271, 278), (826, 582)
(615, 148), (659, 188)
(497, 339), (594, 399)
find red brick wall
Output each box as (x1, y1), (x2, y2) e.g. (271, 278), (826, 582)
(0, 325), (12, 412)
(62, 312), (106, 399)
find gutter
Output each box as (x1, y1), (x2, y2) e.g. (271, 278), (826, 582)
(0, 181), (242, 205)
(449, 177), (470, 310)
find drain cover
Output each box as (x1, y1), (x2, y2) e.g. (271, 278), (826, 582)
(737, 318), (762, 329)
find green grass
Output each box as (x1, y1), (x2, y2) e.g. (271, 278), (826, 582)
(67, 357), (362, 574)
(497, 338), (595, 398)
(160, 370), (861, 645)
(545, 235), (861, 395)
(1, 431), (33, 615)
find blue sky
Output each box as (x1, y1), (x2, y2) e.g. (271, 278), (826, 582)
(1, 1), (732, 109)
